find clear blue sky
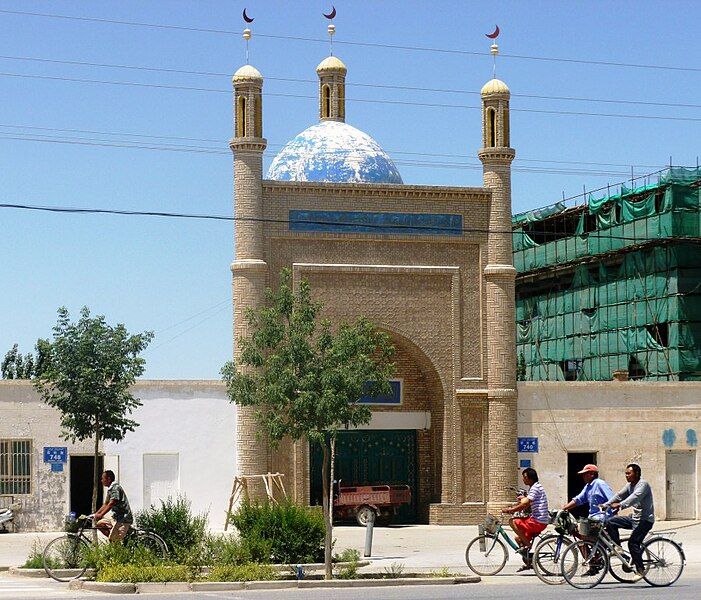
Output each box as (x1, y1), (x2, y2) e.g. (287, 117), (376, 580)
(1, 1), (699, 379)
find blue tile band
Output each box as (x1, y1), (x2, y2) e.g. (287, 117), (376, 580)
(289, 210), (463, 236)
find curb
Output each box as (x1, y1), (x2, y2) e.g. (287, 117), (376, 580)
(68, 575), (480, 593)
(9, 567), (95, 578)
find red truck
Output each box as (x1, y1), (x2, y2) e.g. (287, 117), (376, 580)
(333, 484), (411, 526)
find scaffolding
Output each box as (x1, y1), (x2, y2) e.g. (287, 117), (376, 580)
(513, 167), (701, 381)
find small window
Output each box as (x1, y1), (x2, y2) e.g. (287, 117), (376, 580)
(486, 108), (496, 147)
(646, 323), (669, 347)
(322, 84), (331, 118)
(254, 94), (262, 137)
(503, 108), (510, 146)
(338, 83), (345, 120)
(559, 359), (583, 381)
(236, 96), (247, 137)
(628, 355), (646, 380)
(0, 439), (32, 495)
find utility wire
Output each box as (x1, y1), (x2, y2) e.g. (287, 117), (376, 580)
(0, 123), (667, 170)
(4, 71), (701, 124)
(0, 132), (633, 177)
(1, 8), (700, 74)
(2, 53), (700, 111)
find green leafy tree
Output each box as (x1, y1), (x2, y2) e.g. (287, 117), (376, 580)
(34, 307), (154, 513)
(1, 342), (49, 379)
(222, 269), (395, 579)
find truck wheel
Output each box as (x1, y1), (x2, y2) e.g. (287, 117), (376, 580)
(355, 505), (376, 526)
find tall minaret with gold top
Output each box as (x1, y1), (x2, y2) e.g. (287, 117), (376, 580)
(478, 33), (519, 512)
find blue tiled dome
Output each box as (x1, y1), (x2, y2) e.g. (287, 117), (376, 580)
(267, 121), (403, 184)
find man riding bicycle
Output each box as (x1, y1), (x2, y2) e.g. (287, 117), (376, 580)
(90, 470), (133, 542)
(562, 463), (614, 518)
(600, 463), (655, 577)
(503, 467), (550, 572)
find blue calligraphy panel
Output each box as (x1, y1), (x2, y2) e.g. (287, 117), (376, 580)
(289, 210), (462, 236)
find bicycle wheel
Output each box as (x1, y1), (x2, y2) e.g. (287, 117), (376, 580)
(608, 537), (648, 583)
(42, 534), (90, 582)
(561, 539), (608, 589)
(130, 531), (169, 560)
(465, 534), (508, 576)
(533, 535), (572, 585)
(642, 537), (685, 587)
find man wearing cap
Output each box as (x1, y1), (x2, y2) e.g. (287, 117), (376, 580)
(562, 464), (614, 519)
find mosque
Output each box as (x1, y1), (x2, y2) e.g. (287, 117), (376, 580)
(230, 21), (518, 524)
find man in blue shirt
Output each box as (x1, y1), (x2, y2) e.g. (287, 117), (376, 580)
(562, 464), (614, 518)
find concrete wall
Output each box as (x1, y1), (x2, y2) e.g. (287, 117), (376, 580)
(517, 381), (701, 520)
(104, 381), (235, 530)
(1, 380), (236, 531)
(0, 381), (93, 531)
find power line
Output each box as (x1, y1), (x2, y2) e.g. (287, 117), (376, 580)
(2, 8), (701, 74)
(0, 132), (633, 177)
(3, 53), (701, 111)
(4, 71), (701, 124)
(0, 123), (667, 170)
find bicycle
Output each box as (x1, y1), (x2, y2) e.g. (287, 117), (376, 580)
(465, 509), (557, 576)
(560, 511), (685, 589)
(42, 515), (169, 582)
(532, 509), (638, 585)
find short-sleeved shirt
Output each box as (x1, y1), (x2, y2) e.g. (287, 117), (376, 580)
(527, 481), (550, 524)
(107, 482), (133, 524)
(573, 478), (614, 518)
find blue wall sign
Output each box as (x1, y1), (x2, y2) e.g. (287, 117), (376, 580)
(519, 459), (532, 468)
(518, 437), (539, 453)
(50, 463), (64, 472)
(289, 210), (463, 236)
(43, 447), (68, 464)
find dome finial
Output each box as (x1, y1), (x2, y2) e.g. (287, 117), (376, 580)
(485, 25), (500, 78)
(323, 6), (337, 56)
(242, 8), (255, 64)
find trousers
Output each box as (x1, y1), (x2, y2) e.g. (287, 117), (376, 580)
(605, 515), (653, 572)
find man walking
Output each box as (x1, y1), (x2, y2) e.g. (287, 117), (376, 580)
(601, 463), (655, 576)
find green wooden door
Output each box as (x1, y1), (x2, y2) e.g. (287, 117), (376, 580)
(310, 429), (418, 523)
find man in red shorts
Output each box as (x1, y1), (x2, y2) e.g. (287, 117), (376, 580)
(503, 467), (550, 572)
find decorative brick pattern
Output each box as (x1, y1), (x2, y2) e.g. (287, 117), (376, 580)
(230, 69), (518, 523)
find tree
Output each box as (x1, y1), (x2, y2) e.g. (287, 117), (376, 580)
(34, 307), (153, 514)
(517, 351), (527, 381)
(1, 342), (48, 379)
(222, 269), (395, 579)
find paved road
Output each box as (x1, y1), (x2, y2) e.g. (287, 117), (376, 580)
(3, 570), (700, 600)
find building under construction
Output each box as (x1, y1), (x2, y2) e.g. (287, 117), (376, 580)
(514, 166), (701, 381)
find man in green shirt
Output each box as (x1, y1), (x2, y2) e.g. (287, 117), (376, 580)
(91, 470), (133, 542)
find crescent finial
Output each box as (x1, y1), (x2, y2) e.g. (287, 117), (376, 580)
(323, 6), (337, 20)
(485, 25), (500, 39)
(243, 8), (254, 24)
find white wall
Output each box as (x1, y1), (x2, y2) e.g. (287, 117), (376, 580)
(103, 381), (236, 530)
(517, 381), (701, 520)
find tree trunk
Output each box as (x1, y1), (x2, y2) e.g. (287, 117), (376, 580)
(321, 441), (332, 580)
(327, 436), (336, 578)
(92, 424), (100, 513)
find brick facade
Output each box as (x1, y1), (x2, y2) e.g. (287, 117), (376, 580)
(231, 59), (518, 523)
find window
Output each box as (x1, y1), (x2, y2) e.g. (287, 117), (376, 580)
(0, 439), (32, 495)
(338, 83), (345, 120)
(254, 94), (262, 137)
(559, 359), (583, 381)
(503, 108), (510, 146)
(236, 96), (247, 137)
(647, 323), (669, 347)
(486, 108), (496, 147)
(321, 84), (331, 118)
(628, 355), (646, 380)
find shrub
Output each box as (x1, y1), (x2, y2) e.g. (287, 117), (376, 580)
(206, 563), (276, 582)
(383, 561), (405, 578)
(97, 564), (190, 583)
(136, 494), (207, 560)
(229, 500), (324, 564)
(83, 541), (161, 571)
(21, 539), (45, 569)
(334, 548), (360, 563)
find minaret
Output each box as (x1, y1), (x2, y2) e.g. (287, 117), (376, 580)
(316, 19), (347, 121)
(478, 39), (518, 511)
(231, 26), (269, 497)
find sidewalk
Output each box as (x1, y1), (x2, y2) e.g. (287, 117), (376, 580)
(2, 522), (700, 574)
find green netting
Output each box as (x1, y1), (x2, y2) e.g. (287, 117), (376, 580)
(512, 201), (567, 226)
